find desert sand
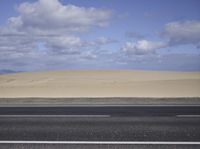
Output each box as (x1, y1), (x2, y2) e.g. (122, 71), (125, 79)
(0, 70), (199, 97)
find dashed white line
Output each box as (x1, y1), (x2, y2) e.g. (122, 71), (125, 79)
(176, 115), (200, 118)
(0, 141), (200, 145)
(1, 104), (200, 107)
(0, 115), (110, 118)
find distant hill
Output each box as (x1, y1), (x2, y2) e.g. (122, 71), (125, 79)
(0, 69), (21, 74)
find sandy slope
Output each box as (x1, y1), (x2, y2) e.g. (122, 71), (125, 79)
(0, 70), (199, 97)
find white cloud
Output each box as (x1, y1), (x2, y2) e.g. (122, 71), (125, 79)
(122, 40), (166, 55)
(9, 0), (112, 34)
(46, 36), (82, 49)
(81, 51), (97, 60)
(44, 36), (116, 55)
(163, 20), (200, 46)
(122, 20), (200, 56)
(0, 0), (114, 62)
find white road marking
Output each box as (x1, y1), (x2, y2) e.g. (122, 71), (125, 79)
(0, 141), (200, 145)
(176, 115), (200, 118)
(0, 104), (199, 107)
(0, 115), (110, 118)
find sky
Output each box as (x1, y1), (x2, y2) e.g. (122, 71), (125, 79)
(0, 0), (200, 71)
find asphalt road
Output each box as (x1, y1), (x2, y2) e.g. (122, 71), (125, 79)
(0, 105), (200, 116)
(0, 105), (200, 149)
(1, 144), (200, 149)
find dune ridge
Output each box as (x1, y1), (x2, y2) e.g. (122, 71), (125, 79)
(0, 70), (199, 98)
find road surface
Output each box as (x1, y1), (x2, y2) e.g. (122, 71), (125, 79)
(0, 105), (200, 148)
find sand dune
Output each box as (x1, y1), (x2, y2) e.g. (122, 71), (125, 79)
(0, 70), (199, 97)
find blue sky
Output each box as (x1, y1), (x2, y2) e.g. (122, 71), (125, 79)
(0, 0), (200, 71)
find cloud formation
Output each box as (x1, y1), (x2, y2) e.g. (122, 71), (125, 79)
(0, 0), (114, 65)
(122, 20), (200, 56)
(121, 40), (166, 55)
(163, 20), (200, 46)
(0, 0), (199, 71)
(7, 0), (112, 34)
